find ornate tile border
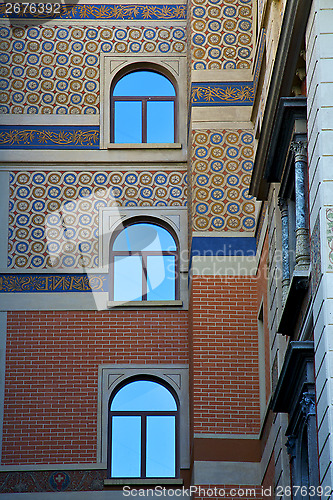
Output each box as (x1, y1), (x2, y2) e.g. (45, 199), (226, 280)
(191, 82), (254, 106)
(0, 274), (108, 293)
(0, 126), (99, 148)
(0, 469), (106, 493)
(0, 4), (186, 20)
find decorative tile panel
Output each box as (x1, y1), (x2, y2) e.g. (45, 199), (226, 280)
(0, 126), (99, 148)
(0, 469), (106, 493)
(191, 129), (255, 232)
(0, 274), (108, 293)
(0, 24), (186, 114)
(8, 170), (187, 269)
(0, 4), (186, 20)
(190, 0), (253, 70)
(191, 81), (254, 106)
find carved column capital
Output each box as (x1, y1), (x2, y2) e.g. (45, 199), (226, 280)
(278, 198), (288, 218)
(291, 140), (308, 163)
(300, 392), (316, 418)
(286, 435), (297, 458)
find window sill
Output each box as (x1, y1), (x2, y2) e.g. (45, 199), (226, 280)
(107, 300), (183, 309)
(107, 143), (182, 150)
(104, 478), (184, 486)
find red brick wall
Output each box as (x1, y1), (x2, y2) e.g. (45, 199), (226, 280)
(190, 275), (260, 434)
(3, 310), (189, 464)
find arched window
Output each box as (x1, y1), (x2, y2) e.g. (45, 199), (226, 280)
(110, 220), (178, 302)
(111, 70), (176, 143)
(108, 378), (179, 478)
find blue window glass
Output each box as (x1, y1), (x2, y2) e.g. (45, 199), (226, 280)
(146, 416), (176, 477)
(147, 101), (174, 143)
(113, 71), (175, 97)
(114, 101), (142, 143)
(111, 70), (176, 143)
(111, 380), (177, 412)
(113, 223), (177, 252)
(109, 380), (178, 479)
(111, 416), (141, 477)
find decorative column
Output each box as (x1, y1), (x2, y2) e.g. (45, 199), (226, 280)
(286, 434), (297, 487)
(278, 198), (290, 305)
(301, 392), (320, 493)
(291, 139), (310, 270)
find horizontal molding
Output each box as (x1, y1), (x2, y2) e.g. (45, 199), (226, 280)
(191, 256), (257, 276)
(193, 461), (260, 485)
(194, 437), (261, 462)
(0, 126), (99, 149)
(194, 433), (259, 439)
(0, 4), (186, 20)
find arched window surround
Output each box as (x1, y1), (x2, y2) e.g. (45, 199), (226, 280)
(97, 365), (190, 478)
(107, 376), (180, 479)
(109, 216), (180, 302)
(110, 63), (178, 144)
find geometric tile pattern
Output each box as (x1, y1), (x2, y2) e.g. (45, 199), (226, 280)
(191, 0), (253, 70)
(0, 24), (186, 114)
(8, 170), (187, 269)
(191, 129), (255, 232)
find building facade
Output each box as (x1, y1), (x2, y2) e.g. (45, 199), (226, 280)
(0, 0), (332, 498)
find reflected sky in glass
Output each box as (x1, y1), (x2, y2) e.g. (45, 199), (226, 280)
(114, 255), (142, 301)
(146, 416), (176, 477)
(147, 255), (175, 301)
(111, 416), (141, 477)
(114, 101), (142, 143)
(147, 101), (174, 143)
(113, 71), (175, 97)
(111, 380), (177, 411)
(113, 224), (176, 252)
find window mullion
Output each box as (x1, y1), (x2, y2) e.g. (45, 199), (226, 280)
(141, 415), (147, 478)
(142, 252), (147, 300)
(142, 99), (147, 143)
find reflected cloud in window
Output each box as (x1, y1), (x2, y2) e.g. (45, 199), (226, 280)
(110, 221), (178, 302)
